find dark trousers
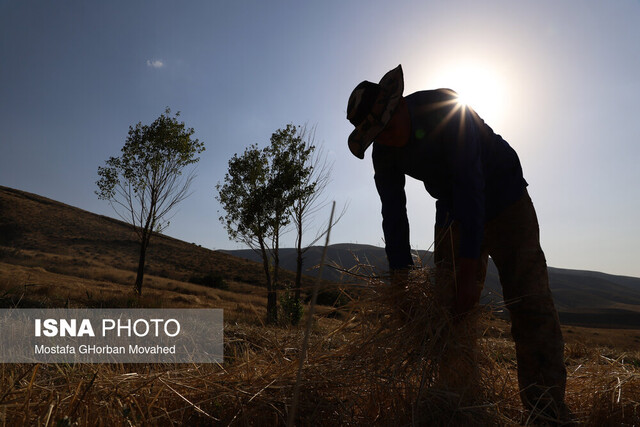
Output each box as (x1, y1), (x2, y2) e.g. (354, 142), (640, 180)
(434, 190), (567, 417)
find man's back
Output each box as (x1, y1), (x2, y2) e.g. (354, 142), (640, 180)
(373, 89), (528, 264)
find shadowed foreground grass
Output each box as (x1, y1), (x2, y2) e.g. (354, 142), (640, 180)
(1, 269), (640, 425)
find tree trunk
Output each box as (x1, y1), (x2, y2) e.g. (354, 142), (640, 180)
(272, 232), (281, 324)
(260, 240), (277, 324)
(134, 232), (150, 295)
(273, 231), (280, 291)
(295, 219), (303, 301)
(267, 291), (278, 325)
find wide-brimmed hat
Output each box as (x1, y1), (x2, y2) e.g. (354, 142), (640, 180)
(347, 64), (404, 159)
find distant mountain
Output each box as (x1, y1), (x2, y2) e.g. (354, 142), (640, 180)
(223, 244), (640, 328)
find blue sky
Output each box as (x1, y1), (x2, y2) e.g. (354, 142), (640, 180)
(1, 1), (639, 277)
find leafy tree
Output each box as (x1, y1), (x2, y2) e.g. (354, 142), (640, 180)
(265, 125), (315, 305)
(217, 124), (314, 323)
(217, 144), (276, 319)
(96, 108), (204, 295)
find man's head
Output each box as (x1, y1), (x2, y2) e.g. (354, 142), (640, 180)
(347, 65), (404, 159)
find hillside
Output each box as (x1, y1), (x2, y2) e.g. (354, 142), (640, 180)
(0, 186), (261, 283)
(0, 185), (319, 314)
(224, 243), (640, 328)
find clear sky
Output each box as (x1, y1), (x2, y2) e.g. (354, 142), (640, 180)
(1, 1), (639, 277)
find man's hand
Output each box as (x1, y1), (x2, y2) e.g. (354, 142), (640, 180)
(454, 258), (481, 315)
(390, 268), (410, 289)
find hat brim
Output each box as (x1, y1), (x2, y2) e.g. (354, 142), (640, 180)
(348, 65), (404, 159)
(348, 117), (385, 159)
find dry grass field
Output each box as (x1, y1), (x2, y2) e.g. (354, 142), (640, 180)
(2, 186), (640, 425)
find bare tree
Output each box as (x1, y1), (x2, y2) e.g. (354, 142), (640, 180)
(290, 125), (345, 305)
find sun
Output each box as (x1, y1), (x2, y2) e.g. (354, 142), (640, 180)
(430, 63), (507, 125)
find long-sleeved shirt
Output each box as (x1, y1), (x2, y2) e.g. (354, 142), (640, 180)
(372, 89), (527, 269)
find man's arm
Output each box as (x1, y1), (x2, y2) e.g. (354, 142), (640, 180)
(455, 257), (481, 314)
(372, 146), (413, 271)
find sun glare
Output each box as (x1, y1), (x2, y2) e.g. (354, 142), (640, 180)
(430, 63), (507, 125)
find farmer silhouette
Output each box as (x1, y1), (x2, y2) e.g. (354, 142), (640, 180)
(347, 65), (570, 423)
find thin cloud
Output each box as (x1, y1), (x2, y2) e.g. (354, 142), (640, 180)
(146, 59), (164, 69)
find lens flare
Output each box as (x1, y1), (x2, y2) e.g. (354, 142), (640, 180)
(430, 63), (507, 124)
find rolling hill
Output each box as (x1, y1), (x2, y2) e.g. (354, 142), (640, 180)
(224, 244), (640, 328)
(0, 185), (321, 316)
(2, 184), (640, 328)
